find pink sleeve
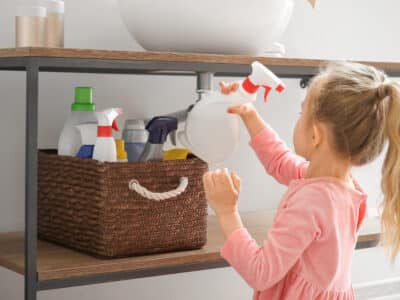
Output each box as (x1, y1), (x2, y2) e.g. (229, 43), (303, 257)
(220, 185), (324, 291)
(249, 125), (308, 186)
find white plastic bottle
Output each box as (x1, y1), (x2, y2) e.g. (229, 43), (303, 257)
(58, 87), (97, 156)
(179, 61), (285, 165)
(92, 108), (122, 162)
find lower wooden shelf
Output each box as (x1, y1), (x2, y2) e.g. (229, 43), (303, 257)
(0, 210), (381, 290)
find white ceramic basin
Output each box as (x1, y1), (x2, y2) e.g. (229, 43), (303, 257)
(117, 0), (294, 55)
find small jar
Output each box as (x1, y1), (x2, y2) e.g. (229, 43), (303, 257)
(16, 6), (47, 47)
(40, 0), (65, 48)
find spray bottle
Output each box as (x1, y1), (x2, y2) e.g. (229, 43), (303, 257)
(176, 61), (284, 165)
(58, 87), (96, 156)
(139, 116), (178, 162)
(92, 108), (122, 162)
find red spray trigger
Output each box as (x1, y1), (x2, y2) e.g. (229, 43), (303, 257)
(112, 120), (119, 131)
(262, 86), (272, 102)
(263, 83), (285, 102)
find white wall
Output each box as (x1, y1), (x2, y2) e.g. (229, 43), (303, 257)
(0, 0), (400, 299)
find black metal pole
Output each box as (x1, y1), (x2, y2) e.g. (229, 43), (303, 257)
(25, 61), (39, 300)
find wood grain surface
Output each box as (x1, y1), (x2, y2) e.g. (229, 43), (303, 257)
(0, 210), (380, 281)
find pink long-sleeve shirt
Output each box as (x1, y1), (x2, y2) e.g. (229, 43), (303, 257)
(220, 125), (367, 300)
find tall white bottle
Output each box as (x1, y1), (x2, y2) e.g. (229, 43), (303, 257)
(58, 87), (97, 156)
(92, 108), (123, 162)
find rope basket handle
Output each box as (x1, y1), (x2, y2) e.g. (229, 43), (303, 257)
(128, 177), (189, 201)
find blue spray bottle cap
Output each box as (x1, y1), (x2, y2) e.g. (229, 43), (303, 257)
(146, 116), (178, 144)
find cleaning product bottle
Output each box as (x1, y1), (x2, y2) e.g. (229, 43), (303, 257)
(75, 123), (97, 159)
(177, 61), (284, 165)
(139, 116), (178, 162)
(115, 139), (128, 162)
(122, 119), (148, 162)
(58, 87), (97, 156)
(92, 108), (122, 162)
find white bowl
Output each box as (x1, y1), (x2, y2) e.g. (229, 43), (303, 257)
(117, 0), (294, 55)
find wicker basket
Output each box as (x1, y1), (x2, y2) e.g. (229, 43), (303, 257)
(38, 150), (208, 258)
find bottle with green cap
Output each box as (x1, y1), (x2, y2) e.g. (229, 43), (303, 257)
(58, 87), (97, 156)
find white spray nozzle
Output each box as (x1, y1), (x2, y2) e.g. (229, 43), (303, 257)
(96, 108), (123, 127)
(243, 61), (285, 102)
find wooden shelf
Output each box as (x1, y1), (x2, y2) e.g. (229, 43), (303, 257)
(0, 47), (324, 65)
(1, 47), (400, 77)
(0, 210), (380, 289)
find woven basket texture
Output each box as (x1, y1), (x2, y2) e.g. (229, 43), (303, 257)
(38, 150), (208, 258)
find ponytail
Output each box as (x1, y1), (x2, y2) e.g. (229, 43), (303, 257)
(380, 81), (400, 262)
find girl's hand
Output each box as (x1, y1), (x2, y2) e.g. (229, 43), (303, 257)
(219, 81), (266, 138)
(219, 81), (240, 95)
(203, 168), (241, 217)
(219, 81), (257, 120)
(227, 102), (257, 120)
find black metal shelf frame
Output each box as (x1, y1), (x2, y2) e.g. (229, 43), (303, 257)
(0, 55), (381, 300)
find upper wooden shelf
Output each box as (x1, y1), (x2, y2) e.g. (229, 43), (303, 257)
(0, 47), (324, 65)
(0, 48), (400, 77)
(0, 210), (380, 290)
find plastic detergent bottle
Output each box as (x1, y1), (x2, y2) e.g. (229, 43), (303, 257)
(58, 87), (96, 156)
(139, 116), (178, 162)
(92, 108), (122, 162)
(177, 61), (285, 165)
(75, 123), (97, 159)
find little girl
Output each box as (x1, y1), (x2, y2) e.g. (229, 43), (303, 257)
(202, 61), (400, 299)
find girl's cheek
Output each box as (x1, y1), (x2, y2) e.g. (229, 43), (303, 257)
(293, 121), (301, 154)
(294, 117), (309, 158)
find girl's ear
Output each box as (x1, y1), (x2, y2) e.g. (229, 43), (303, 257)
(312, 122), (323, 148)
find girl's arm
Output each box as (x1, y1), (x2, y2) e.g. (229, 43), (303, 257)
(249, 121), (308, 186)
(229, 103), (308, 186)
(220, 185), (324, 291)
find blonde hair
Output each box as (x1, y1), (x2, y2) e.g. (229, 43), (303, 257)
(311, 61), (400, 262)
